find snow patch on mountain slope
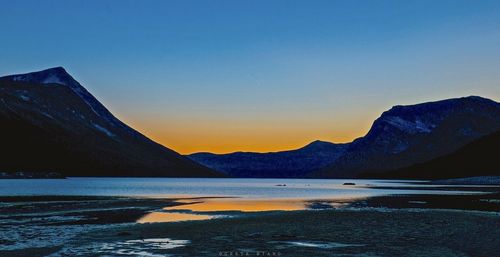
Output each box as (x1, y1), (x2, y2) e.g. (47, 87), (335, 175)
(382, 116), (434, 134)
(392, 141), (409, 153)
(12, 76), (26, 82)
(41, 111), (54, 119)
(42, 74), (65, 85)
(92, 123), (115, 137)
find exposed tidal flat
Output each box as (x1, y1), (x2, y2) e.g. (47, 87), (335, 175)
(0, 178), (499, 257)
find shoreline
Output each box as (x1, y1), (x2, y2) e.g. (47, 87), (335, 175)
(1, 191), (499, 256)
(1, 175), (499, 184)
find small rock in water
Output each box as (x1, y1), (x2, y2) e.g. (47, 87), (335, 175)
(343, 182), (356, 185)
(272, 234), (297, 240)
(247, 232), (263, 238)
(275, 184), (286, 187)
(117, 231), (132, 236)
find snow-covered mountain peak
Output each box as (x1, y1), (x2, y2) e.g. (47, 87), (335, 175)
(0, 67), (133, 133)
(6, 67), (76, 87)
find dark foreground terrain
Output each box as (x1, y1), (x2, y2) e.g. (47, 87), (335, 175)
(1, 191), (499, 257)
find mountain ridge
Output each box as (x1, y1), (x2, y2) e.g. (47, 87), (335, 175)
(189, 96), (500, 178)
(2, 67), (498, 179)
(312, 95), (500, 178)
(188, 140), (348, 178)
(2, 67), (133, 133)
(0, 67), (221, 177)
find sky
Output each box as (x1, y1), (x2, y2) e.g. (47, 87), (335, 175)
(1, 0), (500, 154)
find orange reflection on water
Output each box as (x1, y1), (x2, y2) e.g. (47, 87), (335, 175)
(137, 212), (213, 223)
(166, 198), (307, 212)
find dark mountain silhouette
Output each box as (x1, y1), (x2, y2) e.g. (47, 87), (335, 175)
(189, 96), (500, 178)
(312, 96), (500, 178)
(2, 68), (498, 179)
(360, 129), (500, 179)
(0, 67), (221, 177)
(188, 141), (348, 178)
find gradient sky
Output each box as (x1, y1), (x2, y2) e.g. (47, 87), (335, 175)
(1, 0), (500, 154)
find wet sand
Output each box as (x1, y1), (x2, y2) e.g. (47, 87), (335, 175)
(93, 207), (499, 257)
(1, 192), (499, 257)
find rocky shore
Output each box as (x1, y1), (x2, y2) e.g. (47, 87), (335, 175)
(0, 171), (65, 179)
(0, 191), (499, 257)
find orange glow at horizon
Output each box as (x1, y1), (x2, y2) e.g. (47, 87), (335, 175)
(125, 116), (373, 154)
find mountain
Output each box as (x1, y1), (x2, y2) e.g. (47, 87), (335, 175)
(188, 141), (348, 178)
(0, 67), (221, 177)
(312, 96), (500, 178)
(360, 129), (500, 179)
(188, 96), (500, 179)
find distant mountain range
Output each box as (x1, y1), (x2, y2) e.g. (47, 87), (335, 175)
(1, 67), (499, 179)
(0, 67), (221, 177)
(189, 141), (348, 178)
(189, 96), (500, 179)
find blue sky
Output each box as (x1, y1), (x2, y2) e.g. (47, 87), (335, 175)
(1, 0), (500, 153)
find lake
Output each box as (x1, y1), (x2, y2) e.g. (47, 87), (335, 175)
(1, 177), (498, 256)
(0, 177), (487, 198)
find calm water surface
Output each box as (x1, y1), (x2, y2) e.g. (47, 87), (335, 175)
(0, 177), (495, 255)
(0, 177), (485, 199)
